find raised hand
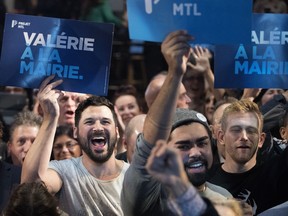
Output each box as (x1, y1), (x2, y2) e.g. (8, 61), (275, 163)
(241, 88), (262, 101)
(161, 30), (193, 76)
(37, 75), (63, 120)
(189, 45), (212, 74)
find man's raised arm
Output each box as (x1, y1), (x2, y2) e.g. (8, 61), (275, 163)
(121, 30), (193, 216)
(21, 75), (63, 194)
(144, 30), (192, 144)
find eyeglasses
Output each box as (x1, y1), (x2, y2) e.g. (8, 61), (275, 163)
(53, 142), (79, 152)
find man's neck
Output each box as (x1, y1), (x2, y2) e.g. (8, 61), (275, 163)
(222, 158), (256, 173)
(197, 183), (207, 193)
(82, 153), (123, 180)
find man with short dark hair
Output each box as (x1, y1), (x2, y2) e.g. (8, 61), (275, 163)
(21, 76), (129, 215)
(121, 30), (233, 216)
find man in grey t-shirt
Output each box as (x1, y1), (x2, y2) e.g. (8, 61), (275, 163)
(21, 76), (128, 215)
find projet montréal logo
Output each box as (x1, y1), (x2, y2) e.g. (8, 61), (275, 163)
(11, 20), (18, 28)
(145, 0), (160, 14)
(11, 19), (31, 29)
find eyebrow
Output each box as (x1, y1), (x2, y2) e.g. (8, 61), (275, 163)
(230, 125), (257, 130)
(174, 136), (210, 145)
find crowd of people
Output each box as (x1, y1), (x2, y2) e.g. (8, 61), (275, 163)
(0, 0), (288, 215)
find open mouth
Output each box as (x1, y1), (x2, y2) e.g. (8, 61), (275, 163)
(91, 137), (106, 145)
(65, 110), (74, 117)
(90, 136), (107, 152)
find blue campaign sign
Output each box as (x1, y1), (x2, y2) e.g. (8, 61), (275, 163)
(127, 0), (252, 44)
(0, 13), (114, 96)
(215, 13), (288, 88)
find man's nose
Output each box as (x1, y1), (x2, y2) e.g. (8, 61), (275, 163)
(93, 120), (104, 131)
(188, 146), (202, 158)
(241, 130), (249, 141)
(185, 94), (191, 103)
(23, 141), (32, 153)
(66, 97), (76, 107)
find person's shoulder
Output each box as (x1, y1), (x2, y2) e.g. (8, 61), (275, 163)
(49, 157), (82, 169)
(258, 201), (288, 216)
(206, 182), (233, 198)
(0, 161), (21, 173)
(122, 161), (130, 170)
(118, 160), (130, 174)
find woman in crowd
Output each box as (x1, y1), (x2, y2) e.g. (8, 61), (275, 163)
(52, 125), (82, 161)
(112, 84), (145, 153)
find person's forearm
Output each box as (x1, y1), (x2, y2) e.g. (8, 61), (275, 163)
(205, 68), (214, 91)
(167, 185), (207, 216)
(21, 117), (58, 183)
(144, 71), (183, 144)
(205, 68), (225, 101)
(166, 177), (191, 198)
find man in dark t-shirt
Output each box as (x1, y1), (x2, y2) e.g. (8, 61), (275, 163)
(208, 99), (288, 215)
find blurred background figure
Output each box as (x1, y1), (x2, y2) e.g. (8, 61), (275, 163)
(52, 125), (82, 161)
(209, 97), (238, 170)
(0, 118), (21, 212)
(145, 71), (191, 109)
(35, 0), (81, 19)
(6, 111), (42, 166)
(2, 181), (65, 216)
(34, 91), (89, 127)
(3, 86), (26, 95)
(0, 0), (6, 55)
(57, 92), (90, 126)
(0, 117), (7, 161)
(204, 90), (216, 124)
(182, 46), (215, 114)
(279, 109), (288, 143)
(253, 0), (288, 13)
(80, 0), (126, 27)
(0, 86), (30, 127)
(112, 84), (145, 128)
(253, 88), (285, 107)
(116, 114), (146, 163)
(112, 84), (145, 154)
(13, 0), (36, 15)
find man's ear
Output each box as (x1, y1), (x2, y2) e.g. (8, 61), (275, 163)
(258, 132), (266, 148)
(279, 126), (287, 140)
(7, 141), (12, 155)
(122, 136), (128, 150)
(217, 129), (225, 146)
(116, 126), (120, 140)
(210, 124), (217, 139)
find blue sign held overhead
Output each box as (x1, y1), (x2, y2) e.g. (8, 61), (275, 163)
(215, 13), (288, 89)
(127, 0), (252, 44)
(0, 13), (114, 96)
